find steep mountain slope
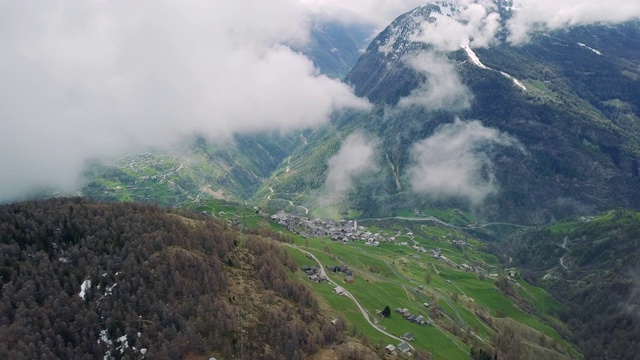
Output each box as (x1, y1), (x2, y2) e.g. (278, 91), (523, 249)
(295, 12), (375, 79)
(263, 2), (640, 224)
(81, 16), (373, 207)
(83, 133), (303, 206)
(0, 198), (373, 359)
(503, 211), (640, 359)
(81, 1), (640, 226)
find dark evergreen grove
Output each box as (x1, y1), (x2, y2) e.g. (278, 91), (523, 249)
(0, 198), (347, 359)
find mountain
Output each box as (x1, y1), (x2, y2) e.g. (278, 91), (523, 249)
(295, 12), (375, 79)
(80, 15), (374, 207)
(82, 2), (640, 226)
(0, 198), (381, 359)
(260, 2), (640, 224)
(35, 3), (640, 359)
(82, 133), (304, 206)
(502, 210), (640, 359)
(1, 197), (586, 359)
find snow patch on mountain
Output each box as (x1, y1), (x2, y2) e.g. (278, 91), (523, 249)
(461, 44), (526, 91)
(461, 45), (490, 69)
(79, 279), (91, 300)
(410, 1), (501, 52)
(498, 71), (527, 91)
(578, 42), (602, 55)
(377, 5), (439, 58)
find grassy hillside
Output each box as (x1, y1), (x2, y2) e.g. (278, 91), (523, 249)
(157, 197), (583, 358)
(505, 210), (640, 359)
(83, 133), (303, 206)
(259, 16), (640, 225)
(0, 198), (381, 359)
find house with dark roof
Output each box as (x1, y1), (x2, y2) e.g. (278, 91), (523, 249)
(402, 332), (414, 341)
(397, 341), (411, 353)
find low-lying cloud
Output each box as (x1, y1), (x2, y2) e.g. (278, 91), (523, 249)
(325, 132), (379, 194)
(508, 0), (640, 44)
(304, 0), (640, 50)
(411, 0), (501, 51)
(3, 0), (640, 202)
(398, 51), (472, 111)
(407, 119), (522, 204)
(300, 0), (427, 30)
(0, 0), (370, 201)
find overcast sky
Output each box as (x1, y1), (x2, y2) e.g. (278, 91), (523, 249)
(1, 0), (640, 201)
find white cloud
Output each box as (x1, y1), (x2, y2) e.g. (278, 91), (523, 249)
(317, 0), (640, 49)
(508, 0), (640, 44)
(0, 0), (370, 201)
(407, 119), (522, 204)
(3, 0), (640, 202)
(326, 132), (379, 194)
(398, 52), (472, 111)
(411, 1), (501, 51)
(299, 0), (426, 29)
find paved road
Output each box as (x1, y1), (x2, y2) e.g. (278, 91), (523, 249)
(359, 216), (529, 229)
(286, 244), (413, 350)
(559, 235), (569, 270)
(383, 260), (466, 327)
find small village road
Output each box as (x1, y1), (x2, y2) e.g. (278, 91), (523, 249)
(383, 260), (465, 327)
(285, 244), (413, 350)
(559, 235), (569, 270)
(359, 216), (530, 229)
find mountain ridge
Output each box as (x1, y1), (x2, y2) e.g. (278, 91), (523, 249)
(261, 4), (640, 224)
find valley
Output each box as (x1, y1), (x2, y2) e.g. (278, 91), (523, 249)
(4, 1), (640, 359)
(188, 199), (579, 359)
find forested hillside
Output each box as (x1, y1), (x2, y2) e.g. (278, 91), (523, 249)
(256, 7), (640, 224)
(505, 211), (640, 359)
(0, 198), (366, 359)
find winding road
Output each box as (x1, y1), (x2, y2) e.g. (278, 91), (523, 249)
(359, 216), (529, 230)
(286, 244), (413, 350)
(559, 235), (569, 270)
(265, 158), (309, 215)
(383, 260), (466, 327)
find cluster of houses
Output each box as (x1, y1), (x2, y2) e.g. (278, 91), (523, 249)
(300, 265), (327, 282)
(327, 264), (354, 283)
(395, 308), (430, 326)
(269, 211), (400, 243)
(430, 248), (454, 266)
(411, 243), (427, 253)
(451, 239), (470, 248)
(385, 341), (412, 355)
(119, 153), (180, 184)
(301, 263), (357, 284)
(429, 248), (482, 273)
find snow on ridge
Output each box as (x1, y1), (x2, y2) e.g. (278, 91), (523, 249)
(116, 335), (129, 354)
(436, 1), (454, 17)
(499, 71), (527, 91)
(462, 44), (527, 91)
(79, 280), (91, 300)
(461, 45), (490, 69)
(106, 283), (117, 295)
(99, 330), (144, 359)
(578, 42), (602, 55)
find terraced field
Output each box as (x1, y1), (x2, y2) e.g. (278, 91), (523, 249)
(190, 199), (581, 359)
